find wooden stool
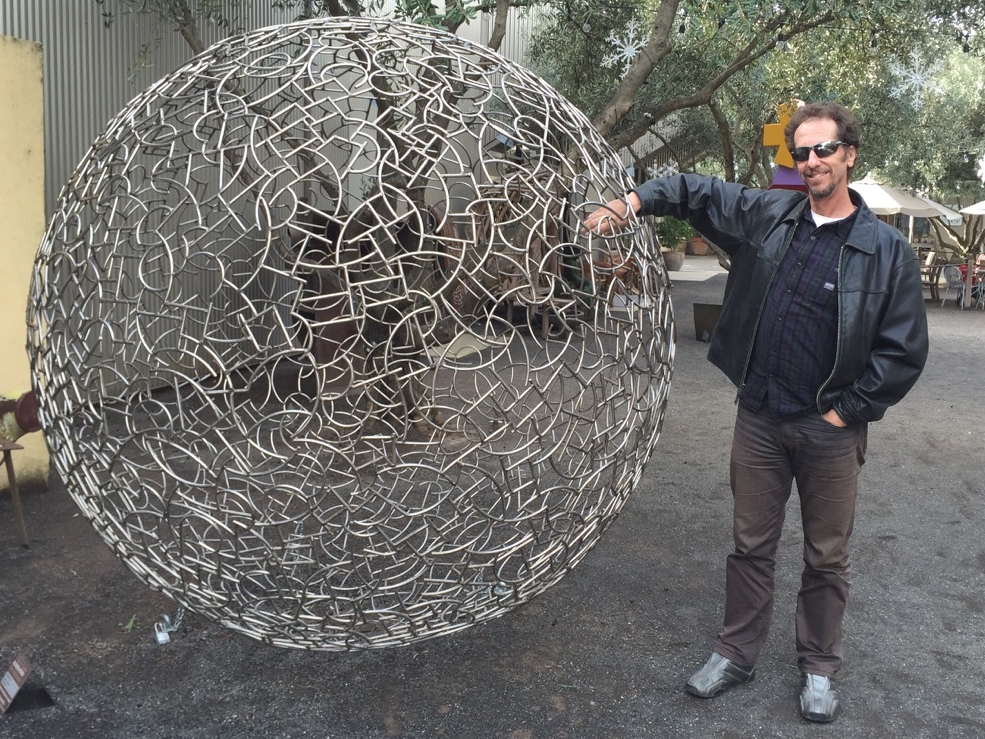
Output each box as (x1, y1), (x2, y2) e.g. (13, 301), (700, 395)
(1, 440), (28, 547)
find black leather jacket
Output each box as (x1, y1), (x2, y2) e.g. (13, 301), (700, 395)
(633, 174), (929, 425)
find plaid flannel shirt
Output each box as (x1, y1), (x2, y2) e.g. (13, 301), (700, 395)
(739, 211), (858, 419)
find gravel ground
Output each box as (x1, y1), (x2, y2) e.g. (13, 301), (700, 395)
(2, 255), (983, 739)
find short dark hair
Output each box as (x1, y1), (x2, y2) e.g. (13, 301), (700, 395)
(783, 102), (861, 152)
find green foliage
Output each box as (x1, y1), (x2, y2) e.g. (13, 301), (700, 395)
(756, 24), (985, 204)
(654, 216), (696, 251)
(528, 0), (985, 200)
(100, 0), (985, 205)
(99, 0), (234, 27)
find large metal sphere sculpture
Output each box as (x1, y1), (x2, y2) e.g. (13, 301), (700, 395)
(27, 17), (674, 650)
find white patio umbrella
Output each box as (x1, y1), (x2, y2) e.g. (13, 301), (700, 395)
(916, 195), (962, 226)
(849, 174), (944, 217)
(959, 199), (985, 216)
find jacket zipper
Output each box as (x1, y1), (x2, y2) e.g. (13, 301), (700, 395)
(815, 244), (845, 412)
(733, 217), (801, 405)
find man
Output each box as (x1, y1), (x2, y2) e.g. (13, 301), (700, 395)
(583, 102), (928, 723)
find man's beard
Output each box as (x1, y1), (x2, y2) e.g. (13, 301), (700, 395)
(804, 168), (837, 200)
(808, 181), (837, 200)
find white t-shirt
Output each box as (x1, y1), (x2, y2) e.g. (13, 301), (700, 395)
(811, 210), (851, 227)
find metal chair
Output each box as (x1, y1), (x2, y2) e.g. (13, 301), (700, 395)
(940, 265), (965, 308)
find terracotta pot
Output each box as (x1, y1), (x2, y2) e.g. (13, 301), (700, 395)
(687, 237), (709, 256)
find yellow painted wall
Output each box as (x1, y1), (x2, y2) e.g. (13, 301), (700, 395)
(0, 34), (48, 486)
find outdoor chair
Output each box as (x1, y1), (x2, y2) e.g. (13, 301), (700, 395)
(940, 265), (965, 307)
(920, 251), (941, 301)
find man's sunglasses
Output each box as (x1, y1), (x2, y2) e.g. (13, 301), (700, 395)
(790, 141), (851, 162)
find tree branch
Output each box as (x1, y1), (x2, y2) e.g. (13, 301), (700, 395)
(173, 0), (205, 55)
(592, 0), (680, 138)
(708, 99), (734, 182)
(485, 0), (511, 52)
(602, 10), (837, 153)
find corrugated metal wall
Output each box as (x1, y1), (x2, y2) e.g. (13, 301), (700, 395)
(0, 1), (538, 219)
(6, 2), (543, 397)
(0, 1), (298, 218)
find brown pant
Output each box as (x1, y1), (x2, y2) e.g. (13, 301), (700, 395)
(713, 406), (867, 677)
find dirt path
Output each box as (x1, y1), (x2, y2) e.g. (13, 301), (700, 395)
(2, 256), (983, 738)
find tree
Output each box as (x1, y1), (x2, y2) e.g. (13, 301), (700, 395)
(102, 1), (985, 196)
(931, 216), (985, 262)
(528, 0), (985, 191)
(100, 0), (985, 263)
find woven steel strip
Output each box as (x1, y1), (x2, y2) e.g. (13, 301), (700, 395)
(27, 17), (675, 650)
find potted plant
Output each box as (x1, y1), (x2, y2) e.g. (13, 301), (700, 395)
(687, 234), (710, 256)
(654, 216), (696, 271)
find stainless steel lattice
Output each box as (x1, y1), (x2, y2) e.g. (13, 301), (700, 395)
(27, 17), (675, 650)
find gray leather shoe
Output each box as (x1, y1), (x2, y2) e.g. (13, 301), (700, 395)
(685, 651), (756, 698)
(799, 673), (840, 722)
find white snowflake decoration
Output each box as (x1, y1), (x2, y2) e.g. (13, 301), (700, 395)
(603, 19), (648, 79)
(649, 160), (679, 179)
(888, 52), (945, 109)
